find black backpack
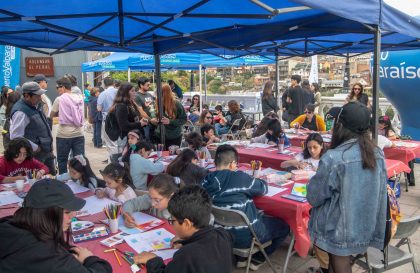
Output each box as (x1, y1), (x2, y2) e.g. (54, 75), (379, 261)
(105, 111), (120, 141)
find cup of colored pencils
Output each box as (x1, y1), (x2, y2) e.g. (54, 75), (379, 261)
(104, 204), (122, 233)
(156, 144), (163, 157)
(251, 160), (262, 178)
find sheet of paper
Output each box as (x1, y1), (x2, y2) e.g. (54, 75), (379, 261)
(265, 186), (287, 197)
(0, 191), (23, 206)
(154, 249), (178, 260)
(124, 228), (174, 253)
(247, 143), (274, 149)
(80, 195), (120, 215)
(66, 181), (90, 194)
(291, 182), (307, 197)
(118, 212), (162, 235)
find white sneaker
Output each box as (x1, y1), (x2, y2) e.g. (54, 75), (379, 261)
(236, 260), (266, 271)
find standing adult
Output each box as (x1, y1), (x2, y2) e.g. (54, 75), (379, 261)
(286, 75), (306, 123)
(311, 83), (322, 114)
(307, 102), (387, 273)
(9, 82), (56, 175)
(346, 83), (371, 108)
(152, 84), (187, 148)
(50, 77), (85, 174)
(108, 82), (147, 161)
(261, 81), (279, 116)
(168, 79), (183, 99)
(135, 77), (155, 140)
(83, 83), (91, 118)
(33, 74), (53, 129)
(302, 79), (315, 107)
(2, 92), (21, 150)
(64, 74), (82, 95)
(97, 77), (118, 162)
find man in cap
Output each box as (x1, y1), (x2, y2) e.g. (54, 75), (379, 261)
(33, 74), (53, 129)
(9, 81), (56, 175)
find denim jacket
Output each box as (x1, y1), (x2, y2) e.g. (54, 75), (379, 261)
(307, 139), (388, 256)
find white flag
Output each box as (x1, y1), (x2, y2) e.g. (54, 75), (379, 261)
(308, 55), (318, 84)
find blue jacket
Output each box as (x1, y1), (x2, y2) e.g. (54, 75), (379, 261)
(88, 96), (102, 122)
(307, 139), (388, 256)
(202, 170), (267, 247)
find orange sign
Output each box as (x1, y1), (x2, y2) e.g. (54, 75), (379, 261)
(25, 57), (54, 77)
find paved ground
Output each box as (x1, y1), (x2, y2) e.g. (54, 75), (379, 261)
(11, 126), (419, 273)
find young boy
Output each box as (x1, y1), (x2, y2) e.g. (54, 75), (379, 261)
(88, 87), (102, 148)
(134, 185), (233, 273)
(200, 124), (220, 145)
(202, 144), (290, 270)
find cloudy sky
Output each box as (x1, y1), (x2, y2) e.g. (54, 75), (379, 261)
(385, 0), (420, 17)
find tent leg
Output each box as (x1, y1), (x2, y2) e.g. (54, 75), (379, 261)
(154, 54), (165, 146)
(199, 64), (202, 111)
(204, 67), (207, 104)
(371, 26), (381, 144)
(128, 68), (131, 82)
(275, 49), (280, 102)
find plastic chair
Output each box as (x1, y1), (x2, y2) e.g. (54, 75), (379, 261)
(356, 215), (420, 273)
(211, 206), (278, 273)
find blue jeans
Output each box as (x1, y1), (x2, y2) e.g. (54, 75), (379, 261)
(56, 136), (85, 174)
(93, 121), (102, 147)
(215, 123), (229, 135)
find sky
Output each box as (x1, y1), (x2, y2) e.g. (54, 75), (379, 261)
(385, 0), (420, 17)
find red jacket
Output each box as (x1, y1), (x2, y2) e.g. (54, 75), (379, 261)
(0, 156), (49, 182)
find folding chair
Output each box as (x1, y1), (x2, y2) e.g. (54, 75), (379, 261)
(355, 215), (420, 273)
(226, 118), (242, 140)
(212, 206), (278, 273)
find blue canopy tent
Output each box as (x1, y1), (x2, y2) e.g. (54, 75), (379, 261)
(1, 0), (419, 145)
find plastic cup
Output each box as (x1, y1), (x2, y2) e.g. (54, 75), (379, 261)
(15, 180), (24, 192)
(109, 218), (119, 233)
(278, 143), (284, 153)
(200, 158), (206, 168)
(156, 151), (162, 157)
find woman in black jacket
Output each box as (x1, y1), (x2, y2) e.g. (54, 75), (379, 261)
(166, 148), (208, 185)
(261, 80), (279, 116)
(0, 179), (112, 273)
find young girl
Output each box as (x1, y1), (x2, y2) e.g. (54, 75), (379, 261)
(0, 179), (112, 273)
(378, 115), (398, 140)
(56, 155), (104, 190)
(0, 138), (49, 183)
(123, 173), (183, 227)
(129, 141), (165, 190)
(281, 133), (325, 171)
(200, 124), (220, 145)
(96, 163), (136, 203)
(121, 129), (143, 163)
(251, 119), (290, 146)
(167, 148), (208, 185)
(185, 132), (212, 160)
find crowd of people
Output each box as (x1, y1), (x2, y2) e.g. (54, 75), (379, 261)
(0, 72), (407, 273)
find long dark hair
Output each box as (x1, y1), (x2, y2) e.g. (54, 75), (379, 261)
(262, 81), (274, 100)
(148, 173), (183, 197)
(349, 83), (364, 100)
(11, 206), (70, 250)
(330, 122), (377, 170)
(101, 163), (135, 189)
(5, 138), (33, 161)
(253, 112), (279, 137)
(109, 82), (134, 112)
(185, 132), (204, 150)
(378, 115), (396, 138)
(68, 156), (104, 188)
(303, 133), (326, 159)
(167, 149), (198, 178)
(5, 92), (20, 117)
(267, 119), (282, 138)
(190, 94), (200, 110)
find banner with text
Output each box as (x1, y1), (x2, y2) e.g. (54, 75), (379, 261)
(0, 45), (20, 89)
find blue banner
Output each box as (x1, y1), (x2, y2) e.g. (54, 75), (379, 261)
(0, 45), (20, 89)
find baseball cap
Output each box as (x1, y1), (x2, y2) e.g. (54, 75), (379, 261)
(23, 179), (86, 211)
(336, 102), (371, 134)
(22, 81), (46, 95)
(33, 74), (47, 83)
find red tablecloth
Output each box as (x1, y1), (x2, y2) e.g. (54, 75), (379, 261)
(385, 159), (411, 178)
(237, 146), (302, 169)
(384, 140), (420, 165)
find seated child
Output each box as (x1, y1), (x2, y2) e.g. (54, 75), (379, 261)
(133, 185), (234, 273)
(185, 132), (211, 160)
(121, 129), (143, 163)
(0, 138), (49, 183)
(213, 105), (225, 124)
(96, 163), (136, 203)
(129, 141), (164, 190)
(252, 112), (278, 138)
(0, 179), (112, 273)
(123, 173), (183, 225)
(378, 115), (398, 140)
(281, 133), (325, 171)
(167, 149), (208, 185)
(202, 145), (289, 269)
(251, 119), (290, 146)
(56, 155), (105, 190)
(200, 124), (220, 145)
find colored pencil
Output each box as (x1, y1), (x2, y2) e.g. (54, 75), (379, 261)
(113, 250), (122, 266)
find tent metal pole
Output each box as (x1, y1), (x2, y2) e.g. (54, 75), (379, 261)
(204, 67), (207, 104)
(275, 49), (280, 101)
(154, 54), (165, 146)
(343, 52), (350, 92)
(127, 68), (131, 82)
(371, 26), (381, 143)
(199, 64), (203, 111)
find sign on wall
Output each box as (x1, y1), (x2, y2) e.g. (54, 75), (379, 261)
(25, 57), (54, 77)
(0, 45), (20, 89)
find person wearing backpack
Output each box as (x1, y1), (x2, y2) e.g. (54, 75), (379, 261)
(106, 82), (147, 162)
(51, 77), (85, 174)
(307, 102), (388, 273)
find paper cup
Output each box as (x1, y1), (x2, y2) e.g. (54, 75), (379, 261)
(109, 218), (119, 234)
(156, 151), (162, 157)
(254, 170), (260, 178)
(278, 143), (284, 153)
(15, 180), (24, 192)
(200, 159), (206, 168)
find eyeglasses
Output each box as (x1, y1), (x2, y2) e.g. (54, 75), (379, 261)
(56, 85), (63, 89)
(304, 111), (313, 114)
(167, 216), (183, 226)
